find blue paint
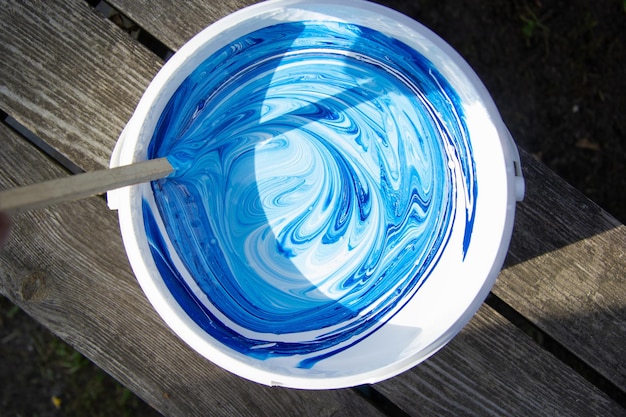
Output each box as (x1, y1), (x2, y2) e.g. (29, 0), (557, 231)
(144, 21), (476, 367)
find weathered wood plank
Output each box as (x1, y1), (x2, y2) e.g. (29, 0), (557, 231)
(107, 0), (259, 51)
(0, 124), (384, 417)
(0, 0), (162, 171)
(375, 303), (624, 416)
(494, 148), (626, 392)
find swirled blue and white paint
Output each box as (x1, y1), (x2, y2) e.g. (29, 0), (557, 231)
(144, 21), (476, 367)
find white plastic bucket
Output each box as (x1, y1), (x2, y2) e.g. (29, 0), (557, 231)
(109, 0), (524, 389)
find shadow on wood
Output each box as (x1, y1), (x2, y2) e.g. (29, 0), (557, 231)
(375, 302), (626, 417)
(506, 148), (622, 268)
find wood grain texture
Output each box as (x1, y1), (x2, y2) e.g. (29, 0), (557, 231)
(0, 125), (384, 417)
(375, 303), (624, 416)
(0, 0), (162, 172)
(495, 148), (626, 392)
(107, 0), (260, 51)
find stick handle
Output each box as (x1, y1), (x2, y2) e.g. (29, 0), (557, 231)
(0, 157), (173, 213)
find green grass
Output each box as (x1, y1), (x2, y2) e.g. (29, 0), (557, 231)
(518, 4), (551, 52)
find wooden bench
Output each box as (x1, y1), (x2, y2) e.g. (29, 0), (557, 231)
(1, 1), (624, 415)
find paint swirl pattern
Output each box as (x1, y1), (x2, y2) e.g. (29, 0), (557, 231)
(145, 21), (476, 367)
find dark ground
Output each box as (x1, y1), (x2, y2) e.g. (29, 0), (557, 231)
(395, 0), (626, 222)
(1, 0), (624, 416)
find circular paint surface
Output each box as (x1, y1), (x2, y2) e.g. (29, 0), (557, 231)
(144, 21), (476, 369)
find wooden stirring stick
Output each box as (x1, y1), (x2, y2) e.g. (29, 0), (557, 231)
(0, 157), (173, 213)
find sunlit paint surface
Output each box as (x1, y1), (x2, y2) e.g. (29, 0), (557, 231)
(144, 21), (476, 367)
